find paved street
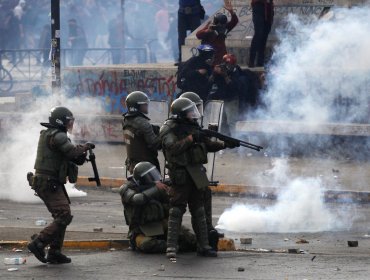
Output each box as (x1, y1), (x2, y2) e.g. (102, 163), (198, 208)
(1, 187), (370, 279)
(2, 144), (370, 279)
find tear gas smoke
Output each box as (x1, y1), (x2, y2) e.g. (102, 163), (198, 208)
(0, 93), (105, 202)
(259, 6), (370, 125)
(218, 6), (370, 232)
(216, 159), (354, 233)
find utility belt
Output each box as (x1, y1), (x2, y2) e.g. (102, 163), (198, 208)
(27, 170), (71, 203)
(179, 5), (201, 15)
(27, 170), (61, 190)
(35, 169), (58, 178)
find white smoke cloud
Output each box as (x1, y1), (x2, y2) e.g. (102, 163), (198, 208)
(259, 6), (370, 124)
(0, 93), (105, 202)
(219, 6), (370, 232)
(216, 159), (353, 233)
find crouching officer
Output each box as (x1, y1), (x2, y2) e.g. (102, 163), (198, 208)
(119, 162), (197, 253)
(122, 91), (161, 174)
(160, 98), (238, 259)
(27, 106), (93, 264)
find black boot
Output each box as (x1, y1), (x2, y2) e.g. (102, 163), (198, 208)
(192, 207), (217, 257)
(166, 207), (183, 259)
(46, 250), (71, 264)
(208, 229), (219, 252)
(27, 238), (47, 263)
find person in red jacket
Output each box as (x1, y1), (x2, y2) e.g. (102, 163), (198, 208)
(196, 0), (238, 65)
(248, 0), (274, 67)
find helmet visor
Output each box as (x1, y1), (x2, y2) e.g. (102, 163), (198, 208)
(195, 101), (204, 117)
(184, 102), (201, 120)
(139, 166), (162, 184)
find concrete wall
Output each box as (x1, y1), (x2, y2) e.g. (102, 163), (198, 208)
(63, 64), (178, 115)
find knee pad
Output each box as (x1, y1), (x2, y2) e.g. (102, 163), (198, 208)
(55, 213), (73, 227)
(169, 207), (185, 218)
(190, 206), (206, 219)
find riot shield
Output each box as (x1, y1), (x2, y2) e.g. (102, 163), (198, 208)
(147, 100), (169, 178)
(203, 100), (224, 184)
(148, 100), (169, 125)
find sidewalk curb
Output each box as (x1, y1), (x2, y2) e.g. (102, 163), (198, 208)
(0, 238), (235, 251)
(76, 176), (370, 203)
(0, 239), (129, 250)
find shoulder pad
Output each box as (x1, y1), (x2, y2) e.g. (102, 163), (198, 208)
(159, 120), (175, 137)
(52, 130), (75, 154)
(53, 130), (69, 146)
(119, 183), (130, 197)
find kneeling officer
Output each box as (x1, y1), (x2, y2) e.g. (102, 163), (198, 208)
(119, 162), (197, 253)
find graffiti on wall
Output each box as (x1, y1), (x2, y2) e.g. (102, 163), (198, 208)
(72, 117), (123, 142)
(64, 68), (177, 114)
(229, 3), (333, 39)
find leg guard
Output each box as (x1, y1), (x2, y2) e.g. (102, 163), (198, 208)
(191, 207), (217, 257)
(204, 187), (214, 232)
(166, 207), (183, 258)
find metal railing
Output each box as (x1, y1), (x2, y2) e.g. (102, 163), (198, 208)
(0, 47), (148, 95)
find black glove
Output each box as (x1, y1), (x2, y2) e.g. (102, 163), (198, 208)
(84, 142), (95, 150)
(152, 124), (160, 135)
(192, 130), (205, 143)
(224, 140), (240, 149)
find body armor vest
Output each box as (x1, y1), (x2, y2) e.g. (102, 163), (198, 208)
(122, 115), (158, 167)
(161, 119), (208, 168)
(34, 128), (67, 183)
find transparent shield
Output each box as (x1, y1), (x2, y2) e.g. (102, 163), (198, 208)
(203, 100), (224, 132)
(148, 100), (169, 125)
(203, 100), (224, 182)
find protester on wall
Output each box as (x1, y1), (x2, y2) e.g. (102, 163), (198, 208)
(196, 0), (238, 66)
(177, 0), (205, 63)
(248, 0), (274, 68)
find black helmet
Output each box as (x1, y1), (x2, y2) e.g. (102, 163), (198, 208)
(197, 44), (215, 58)
(213, 13), (228, 25)
(179, 92), (203, 116)
(170, 97), (201, 120)
(49, 106), (74, 129)
(133, 162), (161, 185)
(125, 91), (149, 113)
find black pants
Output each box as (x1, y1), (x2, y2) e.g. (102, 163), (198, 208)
(36, 184), (72, 251)
(249, 4), (272, 67)
(178, 12), (201, 62)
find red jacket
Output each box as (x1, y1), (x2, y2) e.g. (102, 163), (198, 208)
(196, 12), (238, 65)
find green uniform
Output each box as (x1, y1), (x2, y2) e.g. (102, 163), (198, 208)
(122, 112), (161, 173)
(31, 126), (86, 255)
(160, 118), (224, 255)
(120, 178), (196, 253)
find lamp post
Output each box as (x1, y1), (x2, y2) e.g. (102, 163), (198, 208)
(51, 0), (61, 93)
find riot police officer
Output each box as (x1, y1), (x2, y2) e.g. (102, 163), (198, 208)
(160, 98), (238, 259)
(119, 162), (197, 253)
(122, 91), (161, 174)
(179, 91), (220, 250)
(27, 106), (93, 264)
(179, 92), (204, 118)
